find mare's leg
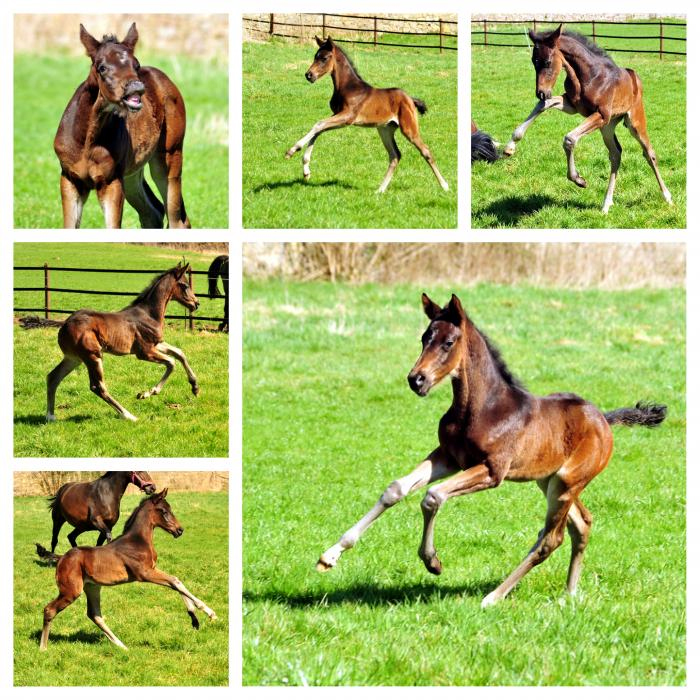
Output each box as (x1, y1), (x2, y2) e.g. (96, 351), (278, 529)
(59, 175), (89, 228)
(149, 152), (190, 228)
(141, 568), (217, 621)
(376, 123), (401, 193)
(89, 514), (112, 544)
(67, 525), (89, 549)
(123, 170), (165, 228)
(95, 179), (125, 228)
(50, 509), (66, 553)
(624, 101), (673, 205)
(47, 356), (81, 422)
(285, 110), (356, 160)
(562, 113), (606, 189)
(135, 347), (176, 399)
(156, 342), (200, 396)
(317, 447), (458, 571)
(600, 118), (623, 214)
(40, 573), (83, 650)
(503, 96), (576, 156)
(84, 583), (127, 649)
(398, 102), (449, 191)
(418, 464), (501, 575)
(84, 353), (138, 421)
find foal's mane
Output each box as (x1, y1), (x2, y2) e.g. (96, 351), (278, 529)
(561, 30), (616, 63)
(474, 325), (527, 392)
(331, 41), (366, 83)
(121, 495), (153, 533)
(128, 266), (180, 307)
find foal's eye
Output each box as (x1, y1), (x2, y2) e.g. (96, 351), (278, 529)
(97, 64), (106, 75)
(442, 339), (454, 351)
(133, 59), (141, 71)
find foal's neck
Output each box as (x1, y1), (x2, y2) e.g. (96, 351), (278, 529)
(331, 49), (365, 92)
(144, 276), (175, 322)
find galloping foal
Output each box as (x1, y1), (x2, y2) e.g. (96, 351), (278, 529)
(317, 294), (666, 606)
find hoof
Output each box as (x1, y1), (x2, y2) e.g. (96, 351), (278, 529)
(136, 391), (149, 400)
(502, 142), (516, 157)
(285, 149), (296, 159)
(570, 175), (587, 188)
(192, 385), (200, 397)
(120, 412), (138, 422)
(481, 591), (502, 608)
(316, 558), (333, 573)
(422, 555), (443, 576)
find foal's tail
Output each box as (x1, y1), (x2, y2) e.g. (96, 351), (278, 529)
(604, 401), (667, 428)
(412, 97), (428, 115)
(35, 543), (60, 563)
(207, 255), (228, 298)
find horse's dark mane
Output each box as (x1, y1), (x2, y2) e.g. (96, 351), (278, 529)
(332, 41), (366, 83)
(562, 30), (614, 61)
(128, 267), (179, 307)
(101, 33), (119, 44)
(121, 496), (152, 533)
(476, 326), (527, 392)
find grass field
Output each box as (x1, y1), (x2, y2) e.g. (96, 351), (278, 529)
(243, 37), (457, 228)
(243, 280), (685, 685)
(14, 51), (228, 228)
(471, 23), (686, 228)
(14, 491), (228, 686)
(14, 243), (228, 457)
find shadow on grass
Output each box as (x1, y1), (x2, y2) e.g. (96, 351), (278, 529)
(29, 628), (103, 645)
(251, 178), (355, 193)
(472, 193), (560, 227)
(14, 414), (93, 425)
(243, 579), (503, 609)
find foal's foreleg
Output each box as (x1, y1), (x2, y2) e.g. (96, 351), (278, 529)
(84, 583), (127, 649)
(157, 342), (200, 396)
(136, 347), (176, 399)
(317, 448), (457, 572)
(503, 96), (576, 156)
(562, 112), (605, 189)
(285, 111), (355, 161)
(95, 179), (125, 229)
(143, 568), (217, 622)
(59, 175), (89, 228)
(47, 356), (81, 422)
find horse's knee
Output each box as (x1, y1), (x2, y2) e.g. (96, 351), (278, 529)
(380, 480), (406, 507)
(563, 134), (577, 153)
(421, 487), (444, 515)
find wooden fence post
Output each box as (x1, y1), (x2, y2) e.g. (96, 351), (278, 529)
(483, 19), (488, 46)
(374, 16), (377, 49)
(439, 19), (444, 53)
(322, 13), (326, 40)
(188, 269), (194, 331)
(659, 20), (664, 60)
(43, 262), (50, 319)
(269, 13), (274, 37)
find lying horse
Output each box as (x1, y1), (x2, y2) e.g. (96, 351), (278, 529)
(40, 489), (217, 651)
(54, 23), (190, 228)
(503, 25), (672, 213)
(36, 472), (156, 558)
(317, 293), (666, 606)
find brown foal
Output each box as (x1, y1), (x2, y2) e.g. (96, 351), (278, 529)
(286, 36), (449, 193)
(46, 262), (200, 422)
(54, 23), (190, 228)
(503, 25), (672, 213)
(317, 293), (666, 606)
(40, 489), (216, 651)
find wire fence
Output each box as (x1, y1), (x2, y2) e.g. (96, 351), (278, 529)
(471, 18), (686, 58)
(13, 265), (228, 330)
(243, 13), (458, 52)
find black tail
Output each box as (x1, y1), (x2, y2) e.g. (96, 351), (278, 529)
(472, 130), (500, 163)
(412, 97), (427, 115)
(35, 543), (60, 563)
(208, 255), (228, 298)
(604, 401), (667, 428)
(47, 494), (58, 512)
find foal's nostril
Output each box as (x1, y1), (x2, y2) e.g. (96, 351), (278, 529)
(408, 373), (425, 391)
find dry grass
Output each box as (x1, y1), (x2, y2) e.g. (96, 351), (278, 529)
(243, 242), (685, 289)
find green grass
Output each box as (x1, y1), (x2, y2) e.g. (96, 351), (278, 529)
(471, 30), (686, 228)
(14, 52), (228, 228)
(14, 243), (228, 457)
(243, 39), (457, 228)
(14, 491), (228, 686)
(243, 280), (685, 685)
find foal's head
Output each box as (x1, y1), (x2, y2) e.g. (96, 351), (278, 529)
(408, 294), (467, 397)
(148, 489), (184, 538)
(130, 471), (156, 494)
(528, 24), (564, 101)
(305, 36), (337, 83)
(79, 23), (145, 115)
(169, 262), (199, 311)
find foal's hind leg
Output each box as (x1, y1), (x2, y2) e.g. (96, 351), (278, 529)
(562, 113), (605, 189)
(156, 342), (200, 396)
(149, 152), (191, 228)
(47, 356), (81, 422)
(84, 353), (137, 421)
(317, 448), (458, 571)
(565, 499), (593, 595)
(624, 102), (672, 205)
(40, 579), (82, 651)
(376, 123), (401, 193)
(398, 106), (449, 191)
(600, 118), (623, 214)
(124, 170), (165, 228)
(84, 583), (127, 649)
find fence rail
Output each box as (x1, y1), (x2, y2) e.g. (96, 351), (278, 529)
(471, 18), (686, 58)
(13, 265), (228, 330)
(243, 13), (457, 52)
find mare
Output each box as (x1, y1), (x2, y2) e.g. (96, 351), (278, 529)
(317, 293), (667, 606)
(46, 262), (200, 422)
(40, 489), (217, 650)
(503, 24), (672, 213)
(285, 36), (449, 193)
(207, 255), (229, 332)
(54, 23), (190, 228)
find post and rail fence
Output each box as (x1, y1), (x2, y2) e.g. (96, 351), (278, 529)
(13, 265), (228, 331)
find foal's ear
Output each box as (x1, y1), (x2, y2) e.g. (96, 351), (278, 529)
(153, 488), (168, 502)
(545, 24), (563, 46)
(79, 24), (101, 59)
(421, 293), (442, 321)
(446, 294), (466, 326)
(121, 23), (139, 52)
(528, 28), (537, 43)
(315, 35), (324, 47)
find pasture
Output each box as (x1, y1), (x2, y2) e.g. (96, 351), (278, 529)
(14, 50), (228, 228)
(242, 38), (457, 228)
(14, 243), (228, 457)
(14, 490), (228, 686)
(471, 25), (686, 228)
(243, 280), (685, 685)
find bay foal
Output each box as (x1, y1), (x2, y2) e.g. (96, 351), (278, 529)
(286, 36), (449, 193)
(40, 489), (216, 651)
(503, 25), (672, 213)
(317, 294), (666, 606)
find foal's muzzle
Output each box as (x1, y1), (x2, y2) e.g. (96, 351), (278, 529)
(305, 71), (317, 83)
(123, 81), (145, 112)
(407, 371), (430, 397)
(173, 527), (184, 538)
(536, 89), (551, 101)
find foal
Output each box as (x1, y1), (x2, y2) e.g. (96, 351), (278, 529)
(40, 489), (217, 651)
(503, 25), (672, 213)
(286, 36), (449, 193)
(54, 23), (190, 228)
(46, 262), (200, 422)
(317, 294), (666, 606)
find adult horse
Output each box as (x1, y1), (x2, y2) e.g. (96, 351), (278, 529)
(36, 472), (156, 558)
(317, 293), (666, 606)
(503, 25), (672, 213)
(286, 36), (449, 193)
(207, 255), (229, 332)
(40, 489), (217, 651)
(54, 23), (190, 228)
(46, 262), (200, 422)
